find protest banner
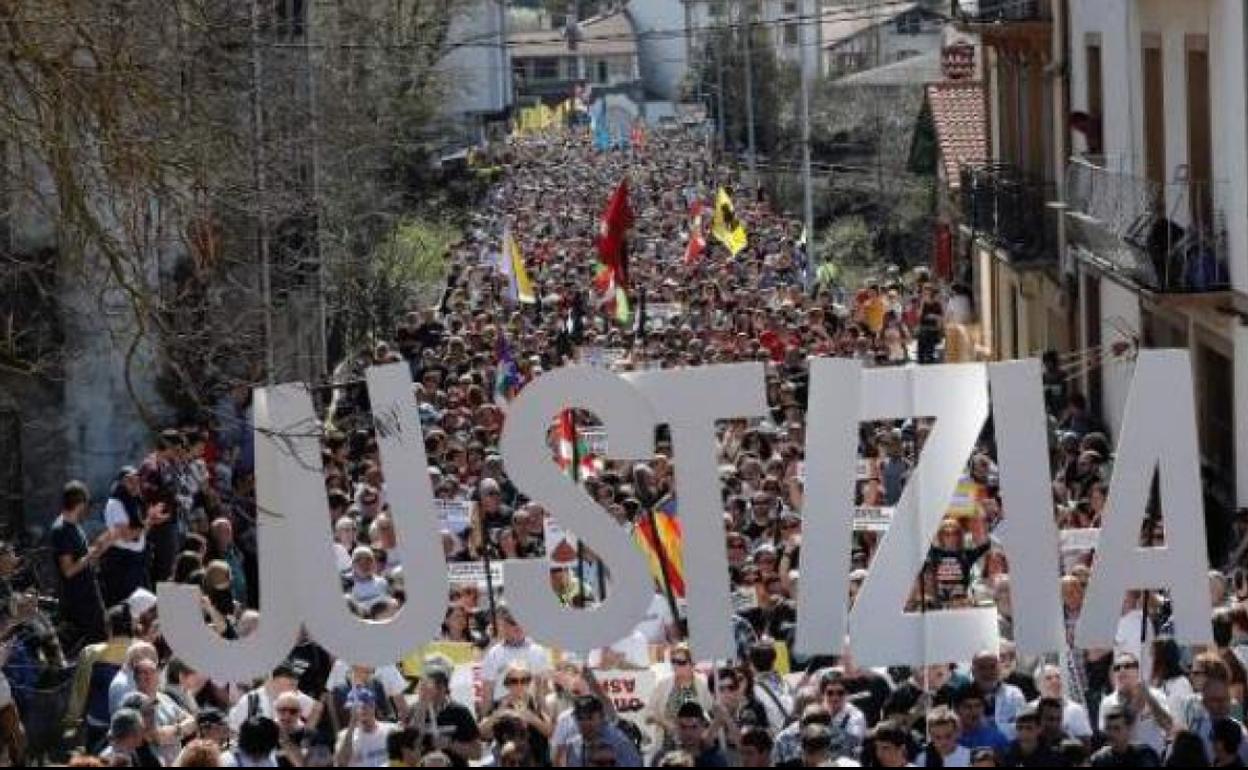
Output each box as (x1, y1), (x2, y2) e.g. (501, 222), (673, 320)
(580, 428), (609, 457)
(400, 641), (478, 679)
(436, 500), (472, 536)
(596, 669), (659, 750)
(853, 506), (895, 532)
(447, 561), (505, 588)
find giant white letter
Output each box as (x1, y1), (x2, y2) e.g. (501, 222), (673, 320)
(1075, 350), (1214, 648)
(794, 358), (862, 657)
(989, 361), (1065, 656)
(500, 366), (658, 653)
(626, 363), (769, 661)
(849, 364), (999, 666)
(297, 363), (448, 666)
(158, 386), (303, 683)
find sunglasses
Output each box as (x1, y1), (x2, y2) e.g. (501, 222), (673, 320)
(1112, 662), (1139, 671)
(671, 658), (691, 667)
(504, 676), (532, 686)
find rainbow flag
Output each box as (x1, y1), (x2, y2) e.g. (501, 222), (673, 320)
(635, 496), (685, 598)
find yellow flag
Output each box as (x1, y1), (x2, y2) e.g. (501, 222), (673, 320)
(508, 232), (537, 304)
(711, 188), (749, 256)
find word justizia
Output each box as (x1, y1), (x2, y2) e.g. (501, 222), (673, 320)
(158, 352), (1213, 683)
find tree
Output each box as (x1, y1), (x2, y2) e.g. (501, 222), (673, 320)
(0, 0), (472, 422)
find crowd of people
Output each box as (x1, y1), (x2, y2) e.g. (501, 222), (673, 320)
(7, 119), (1248, 767)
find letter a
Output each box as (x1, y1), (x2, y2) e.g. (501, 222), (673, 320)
(1076, 350), (1213, 648)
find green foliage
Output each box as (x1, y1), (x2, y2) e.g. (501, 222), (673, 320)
(332, 218), (457, 353)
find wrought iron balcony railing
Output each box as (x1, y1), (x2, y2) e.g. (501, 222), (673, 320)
(1064, 157), (1230, 293)
(959, 164), (1060, 264)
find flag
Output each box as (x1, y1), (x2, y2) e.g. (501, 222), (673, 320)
(684, 212), (707, 265)
(493, 330), (522, 404)
(711, 188), (749, 256)
(500, 227), (536, 304)
(635, 497), (685, 598)
(594, 180), (634, 323)
(592, 101), (612, 152)
(556, 410), (600, 482)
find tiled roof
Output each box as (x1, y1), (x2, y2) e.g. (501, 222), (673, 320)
(926, 81), (988, 187)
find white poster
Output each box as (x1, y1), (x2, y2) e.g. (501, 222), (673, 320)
(437, 500), (473, 536)
(853, 506), (895, 532)
(447, 561), (504, 589)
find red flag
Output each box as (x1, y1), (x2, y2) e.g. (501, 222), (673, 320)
(684, 218), (707, 265)
(597, 180), (634, 289)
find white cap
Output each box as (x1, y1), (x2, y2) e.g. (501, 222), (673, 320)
(128, 588), (158, 618)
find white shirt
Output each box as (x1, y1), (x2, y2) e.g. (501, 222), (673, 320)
(326, 662), (407, 699)
(588, 630), (650, 669)
(228, 687), (318, 733)
(1098, 687), (1171, 755)
(337, 721), (396, 767)
(918, 745), (971, 767)
(481, 639), (552, 700)
(985, 682), (1027, 740)
(104, 498), (146, 552)
(633, 593), (675, 644)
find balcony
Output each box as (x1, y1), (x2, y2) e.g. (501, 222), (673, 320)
(959, 164), (1060, 265)
(1064, 157), (1230, 294)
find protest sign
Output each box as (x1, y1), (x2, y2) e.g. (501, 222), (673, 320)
(596, 669), (658, 749)
(436, 500), (472, 536)
(400, 641), (478, 679)
(447, 561), (504, 588)
(853, 506), (895, 532)
(580, 428), (609, 457)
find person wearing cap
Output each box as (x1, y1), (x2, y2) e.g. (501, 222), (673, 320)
(565, 694), (642, 768)
(195, 706), (230, 750)
(229, 663), (320, 734)
(335, 685), (398, 767)
(100, 465), (156, 608)
(407, 654), (481, 764)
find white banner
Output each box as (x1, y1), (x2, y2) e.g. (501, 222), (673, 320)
(854, 506), (895, 532)
(580, 428), (609, 457)
(596, 669), (658, 750)
(1060, 528), (1100, 553)
(447, 561), (504, 588)
(437, 500), (473, 536)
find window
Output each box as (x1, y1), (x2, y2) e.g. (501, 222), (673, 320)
(1142, 37), (1166, 186)
(1085, 41), (1104, 155)
(783, 0), (798, 13)
(896, 12), (920, 35)
(784, 23), (798, 46)
(273, 0), (306, 40)
(1186, 37), (1213, 229)
(597, 60), (609, 84)
(535, 58), (559, 81)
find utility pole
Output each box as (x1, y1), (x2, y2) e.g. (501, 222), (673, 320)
(715, 25), (726, 151)
(306, 0), (328, 381)
(740, 0), (757, 185)
(250, 0), (275, 385)
(799, 0), (815, 292)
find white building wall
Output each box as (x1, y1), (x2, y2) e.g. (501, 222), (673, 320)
(628, 0), (691, 100)
(439, 0), (513, 119)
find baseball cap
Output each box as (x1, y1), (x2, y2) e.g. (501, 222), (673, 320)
(127, 588), (158, 618)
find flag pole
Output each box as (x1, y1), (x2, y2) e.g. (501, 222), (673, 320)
(570, 409), (588, 607)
